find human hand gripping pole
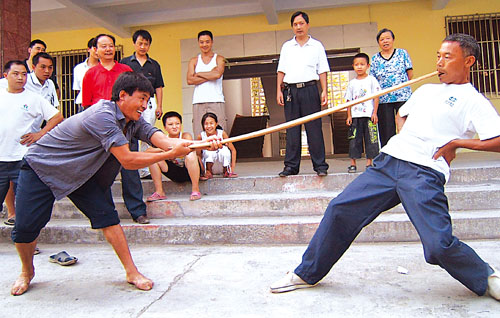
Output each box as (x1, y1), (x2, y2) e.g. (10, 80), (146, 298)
(189, 71), (438, 149)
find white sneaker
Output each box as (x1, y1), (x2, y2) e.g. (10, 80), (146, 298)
(488, 267), (500, 301)
(270, 271), (315, 293)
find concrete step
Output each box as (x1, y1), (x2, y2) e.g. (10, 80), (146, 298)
(51, 182), (500, 220)
(2, 210), (499, 245)
(110, 165), (500, 197)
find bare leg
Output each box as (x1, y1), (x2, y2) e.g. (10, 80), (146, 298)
(6, 182), (15, 219)
(350, 159), (356, 166)
(102, 224), (153, 290)
(366, 158), (373, 166)
(185, 152), (200, 193)
(149, 161), (167, 197)
(205, 162), (214, 178)
(11, 241), (37, 295)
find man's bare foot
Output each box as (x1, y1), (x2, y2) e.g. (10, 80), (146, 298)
(127, 272), (153, 291)
(11, 272), (34, 296)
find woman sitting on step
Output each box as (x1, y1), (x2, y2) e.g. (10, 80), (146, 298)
(197, 112), (238, 179)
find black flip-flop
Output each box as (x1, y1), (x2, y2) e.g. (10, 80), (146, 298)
(3, 218), (15, 226)
(49, 251), (78, 266)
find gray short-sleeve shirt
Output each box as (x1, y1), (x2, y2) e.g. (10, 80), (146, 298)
(25, 99), (160, 200)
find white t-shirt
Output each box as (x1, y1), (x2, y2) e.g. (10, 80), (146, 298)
(382, 83), (500, 181)
(345, 75), (381, 118)
(0, 88), (60, 161)
(277, 36), (330, 84)
(192, 54), (225, 104)
(73, 59), (92, 104)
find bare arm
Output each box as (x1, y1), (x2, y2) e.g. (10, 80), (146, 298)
(276, 71), (285, 106)
(395, 113), (407, 133)
(155, 87), (163, 119)
(319, 72), (328, 107)
(20, 112), (64, 146)
(371, 97), (379, 124)
(433, 136), (500, 166)
(407, 69), (414, 80)
(186, 57), (207, 85)
(195, 55), (225, 81)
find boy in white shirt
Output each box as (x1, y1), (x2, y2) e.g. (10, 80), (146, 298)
(345, 53), (381, 173)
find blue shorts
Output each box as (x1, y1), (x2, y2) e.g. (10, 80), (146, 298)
(0, 160), (22, 212)
(11, 160), (120, 243)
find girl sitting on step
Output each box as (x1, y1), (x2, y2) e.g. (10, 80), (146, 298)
(196, 112), (238, 179)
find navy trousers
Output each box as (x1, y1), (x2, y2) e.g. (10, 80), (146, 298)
(295, 153), (490, 295)
(283, 84), (328, 173)
(120, 137), (147, 220)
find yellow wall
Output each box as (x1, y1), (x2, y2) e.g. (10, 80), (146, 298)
(33, 0), (500, 117)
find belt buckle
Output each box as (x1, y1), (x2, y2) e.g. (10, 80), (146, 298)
(296, 82), (305, 88)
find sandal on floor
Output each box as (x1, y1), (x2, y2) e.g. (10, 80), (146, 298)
(146, 192), (167, 202)
(348, 165), (357, 173)
(223, 171), (238, 178)
(190, 191), (202, 201)
(4, 218), (15, 226)
(49, 251), (78, 266)
(200, 171), (213, 181)
(34, 247), (41, 255)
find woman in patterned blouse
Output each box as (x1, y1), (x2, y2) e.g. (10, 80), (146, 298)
(370, 28), (413, 147)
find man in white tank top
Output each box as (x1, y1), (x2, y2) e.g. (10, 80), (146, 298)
(187, 30), (227, 138)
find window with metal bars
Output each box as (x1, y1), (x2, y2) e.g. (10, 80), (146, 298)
(48, 46), (124, 117)
(446, 13), (500, 98)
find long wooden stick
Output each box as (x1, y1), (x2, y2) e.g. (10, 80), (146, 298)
(190, 71), (438, 149)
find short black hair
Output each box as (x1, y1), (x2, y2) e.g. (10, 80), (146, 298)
(353, 53), (370, 64)
(29, 39), (47, 49)
(443, 33), (480, 65)
(32, 52), (54, 66)
(162, 111), (183, 126)
(111, 72), (154, 102)
(376, 28), (395, 42)
(94, 34), (116, 48)
(4, 60), (27, 73)
(201, 112), (218, 127)
(133, 29), (152, 44)
(198, 30), (213, 40)
(291, 11), (309, 26)
(87, 37), (95, 49)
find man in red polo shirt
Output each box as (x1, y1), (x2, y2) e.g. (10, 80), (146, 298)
(82, 34), (132, 108)
(82, 34), (149, 224)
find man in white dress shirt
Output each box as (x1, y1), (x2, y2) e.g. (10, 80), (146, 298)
(276, 11), (329, 177)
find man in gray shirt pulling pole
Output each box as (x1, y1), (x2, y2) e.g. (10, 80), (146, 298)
(10, 72), (221, 296)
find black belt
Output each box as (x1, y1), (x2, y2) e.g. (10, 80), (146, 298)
(284, 80), (317, 89)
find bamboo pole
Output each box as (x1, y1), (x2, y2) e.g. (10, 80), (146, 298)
(189, 71), (438, 149)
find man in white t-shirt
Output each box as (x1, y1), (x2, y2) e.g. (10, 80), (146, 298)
(187, 30), (226, 138)
(73, 38), (99, 112)
(0, 60), (63, 226)
(270, 34), (500, 301)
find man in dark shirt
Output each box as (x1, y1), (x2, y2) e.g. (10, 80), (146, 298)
(10, 72), (221, 296)
(121, 29), (165, 178)
(82, 34), (149, 224)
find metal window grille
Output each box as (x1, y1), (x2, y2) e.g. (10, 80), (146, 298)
(446, 13), (500, 98)
(48, 46), (124, 117)
(250, 77), (268, 116)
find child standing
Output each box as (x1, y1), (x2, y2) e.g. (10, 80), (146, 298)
(345, 53), (381, 173)
(197, 112), (237, 179)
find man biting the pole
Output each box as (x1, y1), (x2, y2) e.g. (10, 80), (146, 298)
(270, 33), (500, 300)
(10, 72), (221, 296)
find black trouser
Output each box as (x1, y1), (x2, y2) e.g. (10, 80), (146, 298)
(283, 84), (328, 173)
(377, 101), (405, 147)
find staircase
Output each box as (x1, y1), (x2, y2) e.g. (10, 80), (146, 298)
(2, 153), (500, 245)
